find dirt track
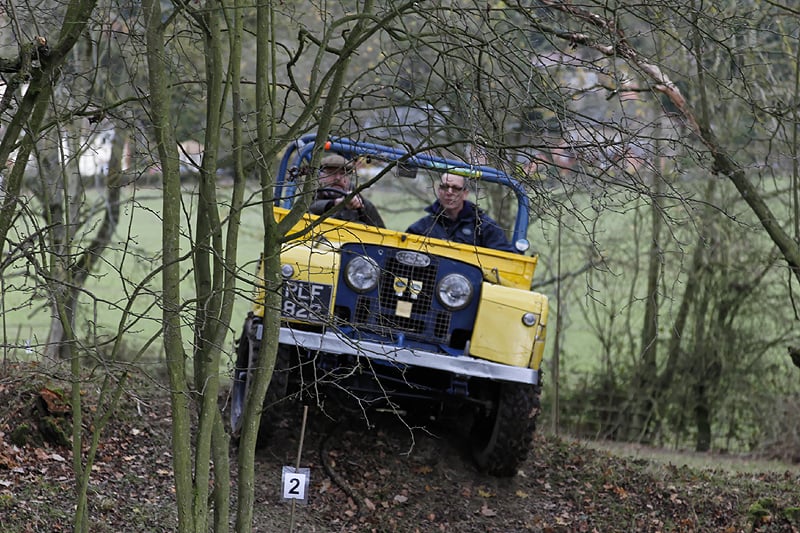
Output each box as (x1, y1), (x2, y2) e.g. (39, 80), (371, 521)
(1, 366), (799, 532)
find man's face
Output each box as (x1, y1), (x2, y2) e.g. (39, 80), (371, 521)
(319, 166), (350, 190)
(436, 174), (468, 212)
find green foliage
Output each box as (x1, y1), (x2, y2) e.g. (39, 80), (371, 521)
(0, 492), (14, 510)
(8, 422), (32, 447)
(37, 415), (71, 448)
(541, 173), (797, 452)
(747, 497), (800, 530)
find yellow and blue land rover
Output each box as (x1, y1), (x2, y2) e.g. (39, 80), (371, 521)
(231, 137), (548, 476)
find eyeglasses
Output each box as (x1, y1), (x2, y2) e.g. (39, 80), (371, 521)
(320, 166), (346, 174)
(438, 183), (466, 193)
(320, 168), (348, 180)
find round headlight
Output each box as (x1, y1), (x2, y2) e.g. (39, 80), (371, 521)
(345, 256), (380, 292)
(436, 273), (473, 310)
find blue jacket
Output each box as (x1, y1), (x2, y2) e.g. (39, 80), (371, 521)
(406, 200), (517, 253)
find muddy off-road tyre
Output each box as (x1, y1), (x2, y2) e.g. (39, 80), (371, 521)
(256, 345), (294, 444)
(470, 382), (540, 477)
(230, 317), (293, 445)
(229, 320), (252, 438)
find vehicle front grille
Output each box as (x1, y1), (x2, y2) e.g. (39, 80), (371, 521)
(344, 247), (454, 344)
(379, 256), (437, 310)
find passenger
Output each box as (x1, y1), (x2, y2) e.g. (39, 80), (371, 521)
(406, 172), (517, 253)
(309, 154), (385, 228)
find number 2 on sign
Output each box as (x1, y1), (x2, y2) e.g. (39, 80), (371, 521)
(281, 466), (309, 502)
(284, 473), (304, 499)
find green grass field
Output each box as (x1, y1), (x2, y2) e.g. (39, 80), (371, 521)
(1, 181), (752, 386)
(0, 183), (435, 365)
(1, 179), (600, 382)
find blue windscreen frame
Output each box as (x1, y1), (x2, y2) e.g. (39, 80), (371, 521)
(274, 135), (531, 244)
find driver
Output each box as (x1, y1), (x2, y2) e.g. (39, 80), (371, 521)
(309, 154), (385, 228)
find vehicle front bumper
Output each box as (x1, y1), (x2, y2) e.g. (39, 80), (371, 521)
(254, 324), (539, 386)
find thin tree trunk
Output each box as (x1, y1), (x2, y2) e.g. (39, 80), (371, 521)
(143, 0), (195, 530)
(190, 3), (226, 528)
(688, 258), (712, 451)
(634, 165), (663, 442)
(234, 2), (279, 529)
(209, 0), (248, 527)
(693, 387), (712, 452)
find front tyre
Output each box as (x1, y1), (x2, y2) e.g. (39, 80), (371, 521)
(258, 344), (293, 443)
(229, 317), (293, 444)
(471, 382), (540, 477)
(229, 319), (253, 438)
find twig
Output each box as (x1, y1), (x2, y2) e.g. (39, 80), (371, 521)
(319, 416), (365, 516)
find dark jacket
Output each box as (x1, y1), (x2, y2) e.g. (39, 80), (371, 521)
(309, 190), (385, 228)
(406, 200), (517, 253)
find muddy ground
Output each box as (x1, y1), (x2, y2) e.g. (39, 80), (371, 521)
(1, 363), (799, 532)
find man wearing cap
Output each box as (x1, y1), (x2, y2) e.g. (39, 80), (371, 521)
(309, 154), (385, 228)
(407, 173), (517, 253)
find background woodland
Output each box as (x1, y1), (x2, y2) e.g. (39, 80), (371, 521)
(1, 1), (800, 531)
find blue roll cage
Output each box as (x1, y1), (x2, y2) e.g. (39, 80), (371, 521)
(275, 135), (531, 245)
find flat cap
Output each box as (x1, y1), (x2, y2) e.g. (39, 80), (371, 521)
(320, 154), (350, 169)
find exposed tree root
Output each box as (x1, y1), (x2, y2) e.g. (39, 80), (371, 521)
(319, 417), (366, 517)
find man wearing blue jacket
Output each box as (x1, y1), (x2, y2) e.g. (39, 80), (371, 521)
(406, 173), (517, 253)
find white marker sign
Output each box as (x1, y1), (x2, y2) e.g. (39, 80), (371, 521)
(281, 466), (310, 504)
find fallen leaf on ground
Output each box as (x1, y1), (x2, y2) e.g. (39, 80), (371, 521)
(479, 504), (497, 517)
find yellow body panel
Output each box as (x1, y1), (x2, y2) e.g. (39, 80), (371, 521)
(529, 301), (549, 370)
(470, 283), (549, 370)
(252, 208), (548, 371)
(274, 207), (538, 289)
(251, 243), (340, 319)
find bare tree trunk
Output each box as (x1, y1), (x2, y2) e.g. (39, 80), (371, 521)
(44, 124), (126, 358)
(234, 2), (282, 529)
(687, 262), (712, 451)
(209, 0), (248, 527)
(537, 0), (800, 285)
(693, 385), (713, 452)
(143, 1), (195, 531)
(633, 164), (663, 442)
(189, 4), (226, 529)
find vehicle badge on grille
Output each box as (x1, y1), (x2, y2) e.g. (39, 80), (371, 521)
(409, 280), (423, 300)
(394, 276), (408, 297)
(395, 250), (430, 267)
(394, 277), (423, 299)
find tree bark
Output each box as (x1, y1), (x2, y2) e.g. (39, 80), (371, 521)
(545, 0), (800, 285)
(189, 3), (226, 529)
(633, 161), (663, 442)
(143, 0), (195, 531)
